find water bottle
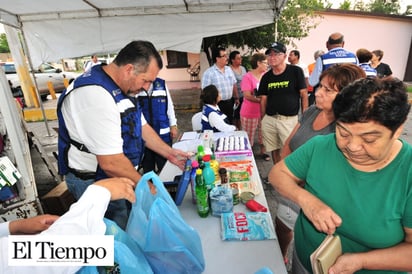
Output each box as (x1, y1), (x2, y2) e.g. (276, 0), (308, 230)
(195, 169), (209, 218)
(202, 160), (215, 191)
(190, 160), (199, 204)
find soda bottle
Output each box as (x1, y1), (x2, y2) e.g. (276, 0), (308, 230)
(197, 145), (205, 169)
(202, 156), (215, 191)
(190, 160), (199, 204)
(210, 154), (220, 184)
(195, 169), (209, 218)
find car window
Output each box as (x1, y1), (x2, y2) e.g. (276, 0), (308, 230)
(39, 63), (57, 73)
(2, 63), (17, 74)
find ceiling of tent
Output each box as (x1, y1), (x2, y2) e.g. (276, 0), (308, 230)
(0, 0), (285, 67)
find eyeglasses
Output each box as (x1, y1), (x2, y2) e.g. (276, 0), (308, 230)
(218, 54), (228, 58)
(267, 52), (284, 57)
(260, 61), (268, 65)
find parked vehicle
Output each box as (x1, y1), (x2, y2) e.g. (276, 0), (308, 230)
(0, 62), (80, 99)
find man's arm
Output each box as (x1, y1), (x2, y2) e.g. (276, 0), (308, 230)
(142, 124), (189, 170)
(97, 153), (142, 185)
(308, 57), (323, 86)
(201, 68), (212, 89)
(260, 95), (267, 118)
(165, 85), (178, 139)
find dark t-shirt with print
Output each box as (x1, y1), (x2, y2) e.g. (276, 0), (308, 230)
(257, 64), (306, 116)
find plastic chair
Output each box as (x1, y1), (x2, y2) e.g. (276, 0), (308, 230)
(191, 112), (202, 131)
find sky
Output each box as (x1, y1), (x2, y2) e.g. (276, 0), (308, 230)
(331, 0), (409, 12)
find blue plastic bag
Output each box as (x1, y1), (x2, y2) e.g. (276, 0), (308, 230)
(126, 171), (205, 274)
(77, 219), (153, 274)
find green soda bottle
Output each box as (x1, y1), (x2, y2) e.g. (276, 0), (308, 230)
(195, 169), (209, 217)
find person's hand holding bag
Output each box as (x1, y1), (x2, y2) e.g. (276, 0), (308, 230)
(94, 177), (136, 203)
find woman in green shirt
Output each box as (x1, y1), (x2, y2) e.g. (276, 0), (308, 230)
(269, 78), (412, 273)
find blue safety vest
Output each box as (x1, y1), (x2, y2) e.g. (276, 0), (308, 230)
(201, 105), (228, 132)
(359, 63), (377, 78)
(321, 47), (358, 71)
(57, 65), (144, 180)
(138, 78), (171, 144)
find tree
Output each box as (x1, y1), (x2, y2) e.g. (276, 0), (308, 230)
(0, 33), (10, 53)
(367, 0), (400, 14)
(202, 0), (327, 64)
(404, 5), (412, 15)
(339, 0), (352, 10)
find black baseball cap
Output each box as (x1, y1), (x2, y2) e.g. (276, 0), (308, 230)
(265, 42), (287, 55)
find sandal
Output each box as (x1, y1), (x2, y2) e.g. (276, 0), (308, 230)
(261, 153), (270, 161)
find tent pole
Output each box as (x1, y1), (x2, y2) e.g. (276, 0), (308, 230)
(19, 26), (53, 137)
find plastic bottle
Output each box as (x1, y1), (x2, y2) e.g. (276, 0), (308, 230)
(195, 169), (209, 218)
(202, 156), (215, 191)
(197, 145), (205, 169)
(210, 154), (220, 184)
(190, 160), (199, 204)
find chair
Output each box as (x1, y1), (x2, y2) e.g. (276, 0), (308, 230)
(191, 112), (202, 131)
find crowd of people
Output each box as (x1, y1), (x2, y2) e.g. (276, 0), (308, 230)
(3, 30), (410, 274)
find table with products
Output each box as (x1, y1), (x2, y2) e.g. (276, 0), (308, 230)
(160, 131), (287, 274)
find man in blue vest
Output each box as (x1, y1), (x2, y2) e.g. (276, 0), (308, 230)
(309, 32), (358, 88)
(57, 41), (188, 229)
(137, 77), (178, 173)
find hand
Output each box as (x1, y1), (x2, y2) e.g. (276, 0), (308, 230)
(329, 253), (363, 274)
(301, 195), (342, 235)
(170, 126), (178, 139)
(167, 149), (190, 170)
(9, 214), (59, 235)
(94, 177), (136, 203)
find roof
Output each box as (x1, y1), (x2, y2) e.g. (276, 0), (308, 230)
(0, 0), (282, 66)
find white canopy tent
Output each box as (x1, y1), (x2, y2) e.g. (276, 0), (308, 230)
(0, 0), (286, 67)
(0, 0), (286, 220)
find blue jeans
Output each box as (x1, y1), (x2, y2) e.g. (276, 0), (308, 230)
(65, 172), (131, 230)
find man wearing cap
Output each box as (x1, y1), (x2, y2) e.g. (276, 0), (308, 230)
(257, 42), (308, 165)
(309, 32), (358, 87)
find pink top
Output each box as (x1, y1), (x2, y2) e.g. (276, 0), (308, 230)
(240, 72), (261, 118)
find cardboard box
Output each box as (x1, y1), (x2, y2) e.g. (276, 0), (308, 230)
(41, 181), (76, 216)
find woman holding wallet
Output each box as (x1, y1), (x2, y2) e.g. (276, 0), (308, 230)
(269, 78), (412, 273)
(275, 63), (366, 265)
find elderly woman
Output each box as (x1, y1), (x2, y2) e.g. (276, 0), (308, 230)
(275, 63), (366, 264)
(201, 84), (236, 132)
(270, 78), (412, 273)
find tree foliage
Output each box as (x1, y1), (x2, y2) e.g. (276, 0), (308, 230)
(340, 0), (403, 14)
(202, 0), (327, 64)
(339, 0), (353, 10)
(0, 33), (10, 53)
(367, 0), (400, 14)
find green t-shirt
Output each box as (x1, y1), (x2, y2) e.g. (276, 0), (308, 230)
(285, 134), (412, 274)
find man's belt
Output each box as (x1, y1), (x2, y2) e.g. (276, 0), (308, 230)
(69, 169), (96, 180)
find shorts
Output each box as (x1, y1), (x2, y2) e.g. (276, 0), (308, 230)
(261, 114), (298, 152)
(276, 203), (300, 230)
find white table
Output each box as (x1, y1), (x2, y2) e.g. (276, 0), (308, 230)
(161, 131), (287, 274)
